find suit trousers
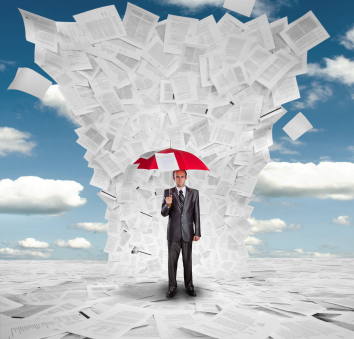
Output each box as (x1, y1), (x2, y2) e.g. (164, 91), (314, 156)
(167, 238), (194, 291)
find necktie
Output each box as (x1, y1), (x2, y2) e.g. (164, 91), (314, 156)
(179, 190), (184, 209)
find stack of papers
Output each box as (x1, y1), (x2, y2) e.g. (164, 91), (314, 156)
(1, 259), (354, 339)
(11, 2), (330, 285)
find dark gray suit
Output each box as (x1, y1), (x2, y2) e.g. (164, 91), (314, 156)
(161, 186), (201, 291)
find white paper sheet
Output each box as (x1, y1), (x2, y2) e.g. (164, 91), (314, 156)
(74, 5), (126, 44)
(244, 14), (275, 51)
(282, 112), (313, 141)
(223, 0), (256, 18)
(77, 126), (109, 155)
(279, 10), (330, 56)
(169, 72), (198, 105)
(56, 22), (92, 50)
(102, 38), (142, 61)
(121, 3), (159, 49)
(155, 152), (179, 172)
(221, 33), (255, 60)
(179, 42), (208, 74)
(35, 46), (68, 74)
(183, 304), (279, 339)
(142, 36), (180, 78)
(19, 8), (58, 52)
(164, 15), (199, 55)
(59, 86), (92, 115)
(1, 317), (65, 339)
(211, 62), (249, 95)
(257, 49), (299, 89)
(0, 296), (23, 312)
(195, 15), (223, 51)
(8, 67), (52, 100)
(59, 304), (153, 339)
(95, 89), (126, 115)
(217, 13), (248, 38)
(272, 76), (300, 107)
(242, 45), (277, 83)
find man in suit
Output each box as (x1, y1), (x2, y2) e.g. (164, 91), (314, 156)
(161, 169), (201, 299)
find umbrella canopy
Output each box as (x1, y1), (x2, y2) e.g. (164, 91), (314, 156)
(134, 148), (209, 171)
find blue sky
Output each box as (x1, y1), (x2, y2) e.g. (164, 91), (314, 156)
(1, 0), (354, 260)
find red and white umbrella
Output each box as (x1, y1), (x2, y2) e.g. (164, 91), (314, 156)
(134, 148), (209, 171)
(134, 148), (209, 196)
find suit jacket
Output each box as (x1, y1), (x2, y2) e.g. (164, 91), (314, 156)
(161, 186), (201, 242)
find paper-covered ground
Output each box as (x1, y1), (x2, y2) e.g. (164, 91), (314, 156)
(1, 259), (354, 339)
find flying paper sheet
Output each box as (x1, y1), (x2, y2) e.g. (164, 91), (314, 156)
(279, 11), (330, 56)
(122, 2), (159, 49)
(223, 0), (256, 18)
(155, 152), (179, 172)
(19, 8), (58, 52)
(164, 15), (199, 54)
(73, 5), (127, 44)
(8, 67), (52, 99)
(282, 112), (313, 141)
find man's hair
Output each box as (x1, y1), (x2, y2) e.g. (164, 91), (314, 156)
(173, 170), (187, 178)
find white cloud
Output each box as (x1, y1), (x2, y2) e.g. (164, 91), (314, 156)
(246, 245), (258, 253)
(269, 137), (305, 155)
(155, 0), (216, 8)
(347, 146), (354, 152)
(0, 59), (16, 72)
(157, 0), (294, 18)
(18, 238), (50, 248)
(252, 0), (295, 20)
(70, 222), (108, 233)
(280, 202), (296, 208)
(40, 85), (76, 124)
(158, 0), (223, 11)
(55, 237), (92, 249)
(0, 176), (86, 215)
(293, 249), (339, 258)
(340, 26), (354, 50)
(269, 141), (299, 154)
(249, 217), (301, 234)
(245, 236), (266, 246)
(0, 248), (51, 258)
(308, 56), (354, 85)
(256, 161), (354, 200)
(318, 244), (338, 250)
(288, 223), (301, 230)
(0, 127), (36, 156)
(249, 248), (342, 258)
(293, 82), (332, 109)
(279, 136), (304, 146)
(331, 216), (352, 225)
(307, 128), (324, 133)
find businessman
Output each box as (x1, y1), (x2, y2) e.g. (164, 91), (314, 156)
(161, 169), (201, 298)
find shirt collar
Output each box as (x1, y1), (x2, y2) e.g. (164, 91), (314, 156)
(176, 185), (186, 195)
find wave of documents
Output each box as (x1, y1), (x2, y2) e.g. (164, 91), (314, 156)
(1, 259), (354, 339)
(9, 2), (331, 281)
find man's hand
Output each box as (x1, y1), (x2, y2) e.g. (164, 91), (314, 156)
(193, 236), (200, 241)
(165, 195), (172, 207)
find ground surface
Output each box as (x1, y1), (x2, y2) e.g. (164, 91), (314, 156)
(1, 259), (354, 339)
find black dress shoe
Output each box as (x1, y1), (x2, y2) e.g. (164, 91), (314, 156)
(166, 290), (177, 298)
(186, 288), (196, 297)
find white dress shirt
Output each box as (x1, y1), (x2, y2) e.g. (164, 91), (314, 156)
(176, 185), (186, 197)
(167, 185), (186, 208)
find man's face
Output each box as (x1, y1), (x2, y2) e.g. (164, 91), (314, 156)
(173, 170), (187, 188)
